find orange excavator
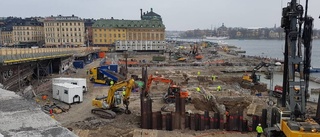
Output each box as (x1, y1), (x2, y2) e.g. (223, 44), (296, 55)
(192, 44), (203, 60)
(145, 75), (190, 103)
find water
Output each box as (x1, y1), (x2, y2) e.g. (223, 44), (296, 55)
(173, 38), (320, 102)
(216, 39), (320, 102)
(206, 39), (320, 79)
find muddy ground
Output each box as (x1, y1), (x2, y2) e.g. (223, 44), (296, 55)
(27, 49), (318, 137)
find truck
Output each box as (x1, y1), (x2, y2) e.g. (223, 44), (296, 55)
(89, 66), (125, 85)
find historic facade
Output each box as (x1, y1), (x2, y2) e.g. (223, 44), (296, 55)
(44, 15), (85, 47)
(92, 8), (165, 46)
(12, 18), (44, 46)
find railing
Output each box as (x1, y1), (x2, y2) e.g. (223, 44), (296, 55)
(0, 47), (101, 64)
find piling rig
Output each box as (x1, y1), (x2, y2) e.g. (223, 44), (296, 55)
(265, 0), (320, 136)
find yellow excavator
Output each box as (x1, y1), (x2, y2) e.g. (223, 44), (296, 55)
(91, 78), (135, 119)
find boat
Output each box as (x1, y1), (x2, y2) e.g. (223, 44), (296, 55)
(205, 36), (229, 40)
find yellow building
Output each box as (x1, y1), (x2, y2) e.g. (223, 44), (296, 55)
(92, 8), (165, 46)
(44, 15), (85, 47)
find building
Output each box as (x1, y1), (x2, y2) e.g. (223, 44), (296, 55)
(0, 26), (13, 46)
(92, 8), (165, 46)
(0, 17), (44, 47)
(84, 19), (96, 46)
(12, 18), (44, 47)
(44, 15), (85, 47)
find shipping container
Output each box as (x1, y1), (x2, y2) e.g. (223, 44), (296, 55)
(73, 60), (85, 69)
(52, 83), (83, 104)
(99, 52), (106, 58)
(52, 77), (87, 93)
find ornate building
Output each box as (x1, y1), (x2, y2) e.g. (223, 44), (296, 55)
(92, 8), (165, 46)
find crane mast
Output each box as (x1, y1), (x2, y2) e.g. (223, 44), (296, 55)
(280, 0), (313, 121)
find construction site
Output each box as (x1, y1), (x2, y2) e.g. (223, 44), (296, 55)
(1, 1), (320, 136)
(0, 35), (312, 137)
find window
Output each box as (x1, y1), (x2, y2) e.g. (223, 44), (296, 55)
(74, 23), (76, 26)
(70, 28), (72, 31)
(64, 90), (68, 94)
(79, 28), (81, 31)
(99, 34), (102, 37)
(78, 23), (80, 25)
(118, 34), (121, 38)
(100, 39), (102, 42)
(70, 23), (72, 26)
(62, 23), (64, 26)
(66, 28), (68, 31)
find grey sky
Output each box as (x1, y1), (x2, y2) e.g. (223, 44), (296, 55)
(1, 0), (319, 30)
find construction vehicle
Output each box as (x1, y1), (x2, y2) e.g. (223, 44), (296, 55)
(91, 79), (135, 119)
(145, 75), (190, 103)
(265, 0), (320, 136)
(89, 66), (125, 85)
(272, 85), (300, 98)
(242, 61), (271, 85)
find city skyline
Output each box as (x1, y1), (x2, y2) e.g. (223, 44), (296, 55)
(0, 0), (319, 30)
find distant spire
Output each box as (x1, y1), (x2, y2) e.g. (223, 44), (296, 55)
(151, 8), (153, 12)
(140, 9), (143, 19)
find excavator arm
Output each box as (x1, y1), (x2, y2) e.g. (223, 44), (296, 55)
(145, 75), (174, 93)
(251, 61), (270, 83)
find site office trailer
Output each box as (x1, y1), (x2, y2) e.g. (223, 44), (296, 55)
(52, 83), (83, 104)
(52, 77), (87, 93)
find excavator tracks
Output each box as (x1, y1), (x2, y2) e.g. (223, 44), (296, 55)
(91, 108), (117, 119)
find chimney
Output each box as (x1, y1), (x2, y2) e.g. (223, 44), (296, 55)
(140, 9), (143, 19)
(72, 14), (74, 17)
(147, 11), (149, 14)
(151, 8), (153, 12)
(143, 12), (145, 15)
(111, 17), (114, 20)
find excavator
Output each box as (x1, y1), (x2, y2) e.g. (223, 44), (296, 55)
(145, 75), (190, 103)
(242, 61), (271, 85)
(265, 0), (320, 136)
(91, 78), (135, 119)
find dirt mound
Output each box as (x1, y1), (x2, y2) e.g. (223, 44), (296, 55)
(72, 117), (111, 130)
(217, 96), (252, 114)
(192, 98), (215, 112)
(220, 76), (268, 93)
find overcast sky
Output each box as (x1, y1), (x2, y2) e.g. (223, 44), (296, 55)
(1, 0), (319, 30)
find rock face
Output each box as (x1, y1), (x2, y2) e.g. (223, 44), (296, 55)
(0, 88), (77, 137)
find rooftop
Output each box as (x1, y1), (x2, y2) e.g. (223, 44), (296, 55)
(92, 19), (165, 29)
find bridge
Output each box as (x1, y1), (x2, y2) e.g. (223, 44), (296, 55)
(0, 47), (101, 65)
(0, 47), (104, 91)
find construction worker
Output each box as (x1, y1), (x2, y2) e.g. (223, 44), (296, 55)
(197, 71), (201, 76)
(256, 123), (263, 137)
(110, 80), (114, 86)
(212, 74), (216, 81)
(122, 90), (126, 97)
(196, 87), (201, 92)
(217, 85), (221, 91)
